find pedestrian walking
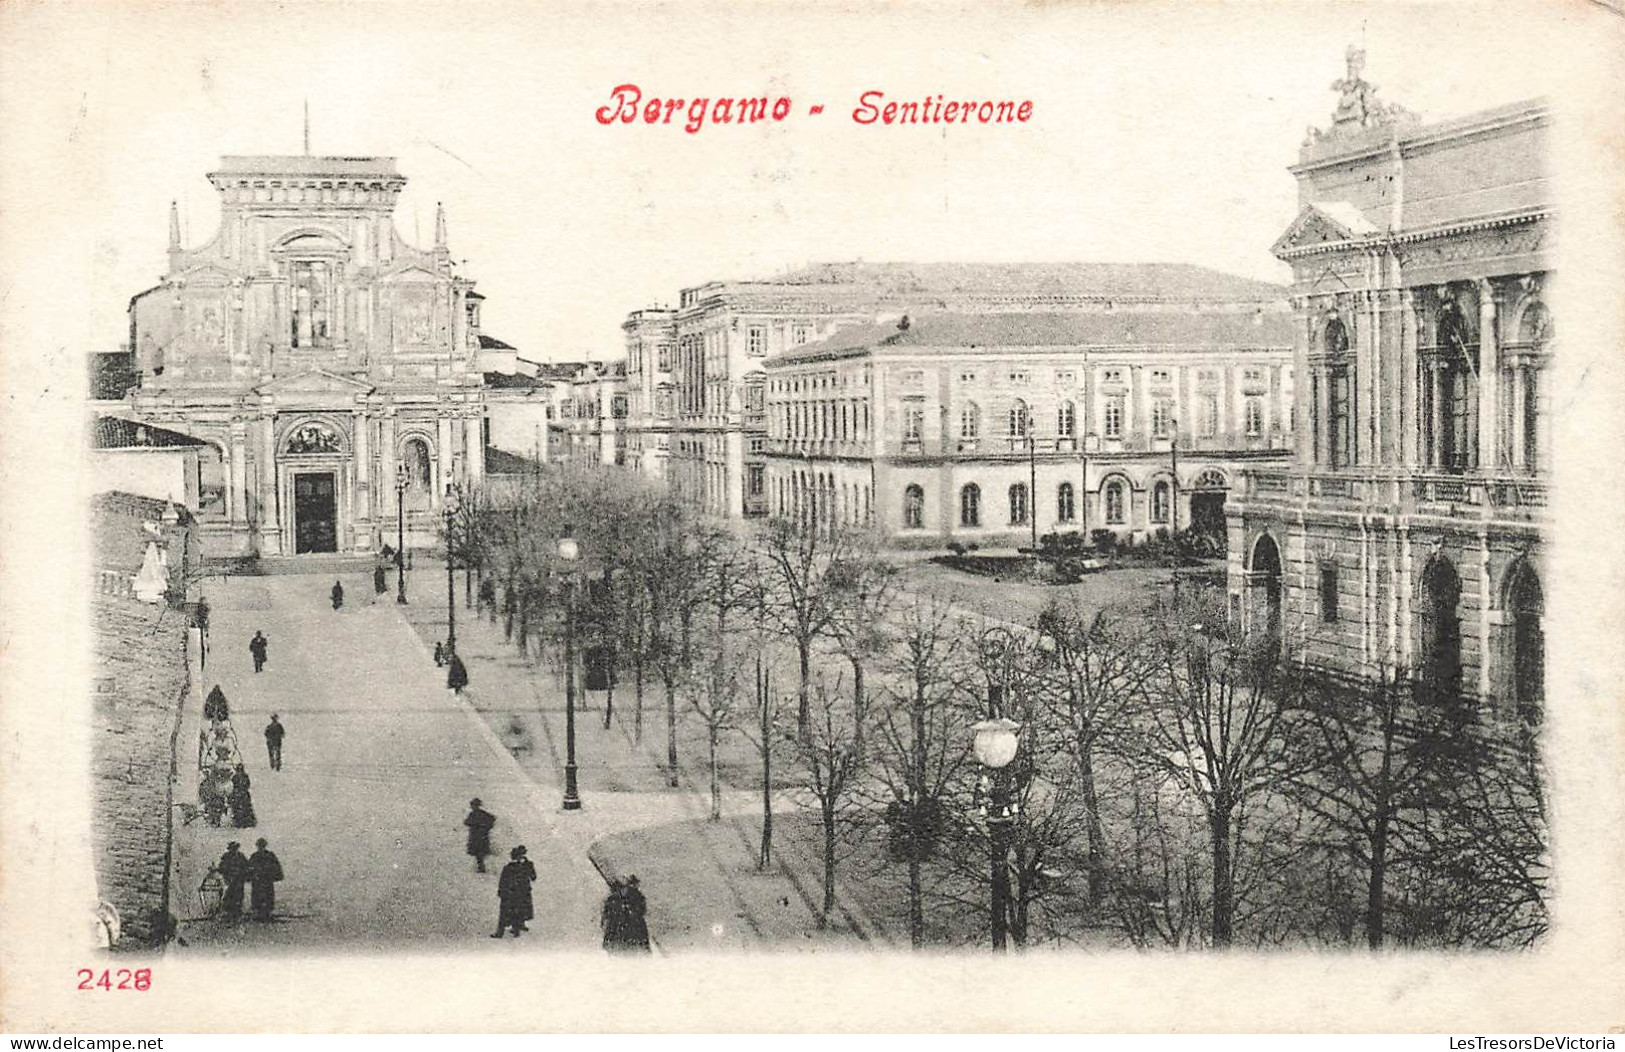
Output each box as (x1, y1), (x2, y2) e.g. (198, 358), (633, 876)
(433, 641), (445, 667)
(264, 714), (285, 771)
(249, 630), (269, 673)
(600, 879), (626, 951)
(216, 842), (251, 919)
(203, 684), (230, 722)
(621, 875), (651, 952)
(331, 580), (345, 611)
(248, 838), (284, 921)
(479, 577), (497, 622)
(447, 652), (469, 694)
(229, 764), (257, 828)
(464, 798), (496, 873)
(374, 563), (387, 597)
(491, 845), (536, 938)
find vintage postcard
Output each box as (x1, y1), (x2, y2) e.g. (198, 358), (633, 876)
(1, 0), (1622, 1035)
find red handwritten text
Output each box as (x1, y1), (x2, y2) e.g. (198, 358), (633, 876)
(595, 84), (793, 134)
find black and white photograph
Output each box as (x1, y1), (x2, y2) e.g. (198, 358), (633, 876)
(0, 0), (1621, 1036)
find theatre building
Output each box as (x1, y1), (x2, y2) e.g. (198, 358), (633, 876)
(1227, 60), (1550, 722)
(114, 154), (491, 558)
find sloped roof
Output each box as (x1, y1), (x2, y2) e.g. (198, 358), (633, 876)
(485, 447), (545, 475)
(764, 261), (1286, 301)
(92, 417), (208, 450)
(478, 333), (515, 350)
(773, 309), (1294, 364)
(482, 371), (547, 389)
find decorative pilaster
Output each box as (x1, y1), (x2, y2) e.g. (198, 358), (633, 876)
(229, 422), (248, 526)
(1511, 366), (1529, 472)
(1477, 279), (1500, 469)
(379, 412), (398, 516)
(353, 405), (371, 526)
(258, 413), (281, 556)
(437, 414), (454, 501)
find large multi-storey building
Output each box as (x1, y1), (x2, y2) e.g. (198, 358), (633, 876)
(548, 361), (629, 469)
(1227, 53), (1550, 722)
(113, 153), (496, 557)
(629, 262), (1290, 522)
(765, 297), (1294, 548)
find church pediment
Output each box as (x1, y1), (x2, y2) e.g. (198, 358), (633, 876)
(379, 263), (442, 284)
(254, 368), (375, 399)
(177, 263), (239, 287)
(1272, 202), (1379, 258)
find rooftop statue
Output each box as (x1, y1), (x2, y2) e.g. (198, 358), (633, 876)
(1304, 47), (1418, 146)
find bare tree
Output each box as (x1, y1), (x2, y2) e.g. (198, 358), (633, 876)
(1129, 585), (1306, 948)
(1034, 600), (1150, 909)
(756, 516), (866, 737)
(787, 676), (867, 924)
(867, 594), (976, 947)
(687, 530), (755, 819)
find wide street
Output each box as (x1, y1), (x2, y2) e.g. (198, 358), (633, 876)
(174, 568), (612, 953)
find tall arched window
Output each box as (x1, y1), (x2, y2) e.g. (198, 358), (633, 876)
(960, 484), (981, 527)
(903, 484), (925, 529)
(1057, 482), (1075, 523)
(1432, 302), (1478, 472)
(1324, 318), (1353, 469)
(1008, 399), (1030, 440)
(1008, 483), (1029, 525)
(960, 402), (981, 443)
(1419, 556), (1464, 704)
(1151, 480), (1170, 524)
(1507, 562), (1545, 726)
(1104, 480), (1126, 524)
(1057, 400), (1076, 438)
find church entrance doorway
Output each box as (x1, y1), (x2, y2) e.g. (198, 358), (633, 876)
(294, 472), (338, 554)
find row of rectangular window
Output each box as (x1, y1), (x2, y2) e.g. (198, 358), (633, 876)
(898, 480), (1172, 529)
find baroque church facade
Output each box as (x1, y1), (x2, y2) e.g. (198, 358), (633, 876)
(119, 154), (488, 557)
(1227, 52), (1550, 724)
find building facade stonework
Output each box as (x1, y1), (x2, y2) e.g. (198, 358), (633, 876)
(766, 298), (1294, 548)
(1227, 73), (1550, 722)
(118, 154), (490, 557)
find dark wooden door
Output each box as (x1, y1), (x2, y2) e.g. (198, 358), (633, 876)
(294, 472), (337, 553)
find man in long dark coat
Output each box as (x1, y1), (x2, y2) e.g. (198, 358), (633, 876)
(447, 652), (469, 694)
(217, 841), (251, 919)
(248, 838), (284, 921)
(331, 580), (345, 610)
(373, 563), (388, 596)
(249, 631), (268, 673)
(491, 845), (536, 938)
(264, 715), (285, 771)
(464, 798), (495, 873)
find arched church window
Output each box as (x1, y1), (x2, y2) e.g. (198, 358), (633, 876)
(1517, 301), (1552, 346)
(403, 437), (433, 511)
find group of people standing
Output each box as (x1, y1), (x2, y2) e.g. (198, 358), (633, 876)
(213, 838), (284, 922)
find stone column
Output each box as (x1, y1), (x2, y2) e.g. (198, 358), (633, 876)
(1401, 291), (1419, 469)
(1478, 528), (1493, 705)
(258, 413), (281, 556)
(229, 422), (248, 526)
(1356, 291), (1374, 466)
(379, 413), (398, 516)
(1315, 366), (1332, 467)
(437, 414), (454, 503)
(1477, 279), (1499, 470)
(353, 406), (371, 530)
(1429, 362), (1446, 469)
(1511, 366), (1529, 472)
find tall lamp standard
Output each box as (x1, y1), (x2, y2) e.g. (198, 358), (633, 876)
(971, 698), (1021, 953)
(558, 529), (583, 811)
(1169, 416), (1180, 536)
(394, 464), (409, 605)
(444, 485), (460, 655)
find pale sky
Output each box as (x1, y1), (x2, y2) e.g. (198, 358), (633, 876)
(2, 1), (1593, 363)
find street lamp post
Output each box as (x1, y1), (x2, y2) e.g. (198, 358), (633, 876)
(1170, 417), (1180, 536)
(395, 465), (408, 605)
(971, 693), (1021, 954)
(444, 486), (460, 655)
(558, 530), (583, 811)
